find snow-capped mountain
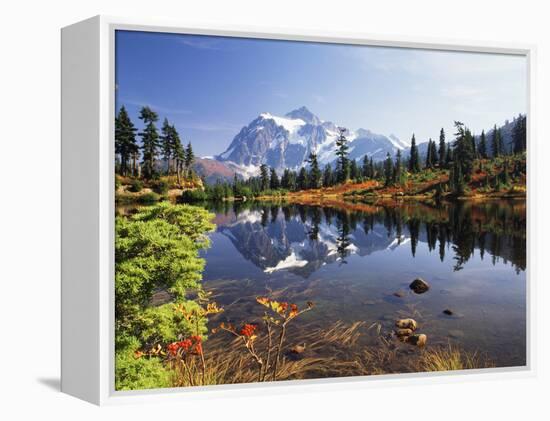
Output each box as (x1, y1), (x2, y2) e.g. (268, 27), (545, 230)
(216, 106), (408, 175)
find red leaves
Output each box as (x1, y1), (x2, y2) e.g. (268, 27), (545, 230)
(168, 336), (203, 357)
(239, 324), (258, 338)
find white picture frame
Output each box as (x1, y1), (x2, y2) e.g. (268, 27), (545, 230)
(61, 15), (536, 405)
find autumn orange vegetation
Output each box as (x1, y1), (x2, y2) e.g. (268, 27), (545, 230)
(215, 297), (314, 382)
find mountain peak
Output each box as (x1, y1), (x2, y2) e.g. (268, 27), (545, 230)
(285, 106), (321, 125)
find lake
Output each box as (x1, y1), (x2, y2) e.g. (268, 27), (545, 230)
(200, 199), (526, 372)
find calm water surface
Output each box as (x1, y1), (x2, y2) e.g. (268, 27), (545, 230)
(201, 200), (526, 368)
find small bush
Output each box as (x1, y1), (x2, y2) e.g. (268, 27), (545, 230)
(138, 192), (161, 203)
(152, 179), (170, 194)
(128, 179), (144, 193)
(181, 189), (208, 202)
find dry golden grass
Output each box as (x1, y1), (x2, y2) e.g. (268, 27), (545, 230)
(170, 322), (495, 387)
(419, 344), (494, 372)
(171, 321), (365, 386)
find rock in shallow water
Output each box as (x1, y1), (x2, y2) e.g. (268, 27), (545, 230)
(395, 328), (414, 337)
(395, 318), (418, 330)
(443, 309), (454, 316)
(409, 278), (430, 294)
(406, 334), (427, 347)
(448, 330), (464, 339)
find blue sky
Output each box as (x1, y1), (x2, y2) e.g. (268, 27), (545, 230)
(115, 30), (527, 157)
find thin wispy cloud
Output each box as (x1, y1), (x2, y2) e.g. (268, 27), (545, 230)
(312, 94), (326, 104)
(273, 91), (289, 99)
(440, 85), (484, 99)
(178, 37), (221, 51)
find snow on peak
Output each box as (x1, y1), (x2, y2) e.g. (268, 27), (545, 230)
(259, 112), (307, 145)
(388, 134), (409, 150)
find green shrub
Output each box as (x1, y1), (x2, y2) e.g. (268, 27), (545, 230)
(138, 192), (161, 203)
(180, 189), (208, 202)
(115, 349), (172, 391)
(129, 179), (144, 193)
(152, 180), (170, 195)
(115, 203), (215, 390)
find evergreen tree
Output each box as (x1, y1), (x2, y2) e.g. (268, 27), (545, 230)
(350, 159), (359, 181)
(479, 130), (488, 159)
(395, 149), (404, 185)
(425, 139), (437, 169)
(281, 169), (296, 191)
(452, 121), (475, 184)
(160, 118), (174, 174)
(445, 146), (452, 166)
(171, 125), (185, 184)
(323, 164), (333, 187)
(408, 134), (420, 173)
(269, 167), (280, 190)
(512, 114), (527, 154)
(362, 155), (370, 179)
(184, 142), (195, 178)
(383, 153), (394, 186)
(115, 106), (138, 176)
(471, 133), (477, 158)
(429, 139), (437, 168)
(438, 128), (446, 167)
(498, 128), (506, 155)
(306, 152), (322, 189)
(297, 167), (308, 190)
(138, 106), (160, 180)
(259, 164), (269, 191)
(335, 127), (350, 182)
(491, 124), (500, 158)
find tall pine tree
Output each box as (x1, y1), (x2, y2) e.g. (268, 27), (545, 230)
(491, 124), (500, 158)
(306, 152), (322, 189)
(409, 134), (420, 173)
(259, 164), (269, 191)
(335, 127), (350, 182)
(438, 128), (446, 167)
(138, 106), (160, 180)
(384, 153), (394, 186)
(269, 167), (280, 189)
(478, 130), (488, 159)
(512, 114), (527, 154)
(115, 106), (138, 176)
(184, 142), (195, 178)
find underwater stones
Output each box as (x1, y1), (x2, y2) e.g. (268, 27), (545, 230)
(393, 290), (406, 298)
(443, 309), (454, 316)
(409, 278), (430, 294)
(448, 329), (464, 339)
(394, 318), (427, 347)
(289, 343), (306, 355)
(395, 328), (414, 337)
(395, 318), (418, 330)
(406, 333), (427, 347)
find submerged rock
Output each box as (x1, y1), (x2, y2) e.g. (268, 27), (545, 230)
(289, 343), (306, 354)
(409, 278), (430, 294)
(448, 330), (464, 339)
(395, 318), (418, 330)
(443, 309), (454, 316)
(393, 291), (406, 298)
(406, 334), (427, 347)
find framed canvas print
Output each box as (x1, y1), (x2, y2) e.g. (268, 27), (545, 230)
(61, 16), (534, 405)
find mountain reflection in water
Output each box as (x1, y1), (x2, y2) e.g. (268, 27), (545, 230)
(205, 200), (526, 279)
